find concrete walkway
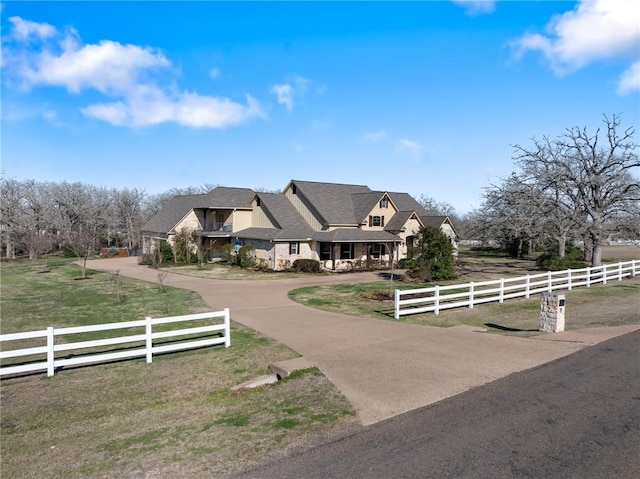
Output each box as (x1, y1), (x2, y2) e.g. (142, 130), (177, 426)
(88, 257), (640, 426)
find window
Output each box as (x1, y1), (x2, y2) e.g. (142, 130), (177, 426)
(371, 244), (383, 258)
(256, 197), (261, 207)
(320, 242), (332, 261)
(289, 242), (299, 255)
(340, 243), (355, 260)
(380, 198), (388, 208)
(291, 184), (297, 195)
(370, 215), (385, 227)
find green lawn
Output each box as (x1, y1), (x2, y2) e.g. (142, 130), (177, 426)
(289, 276), (640, 335)
(0, 258), (358, 478)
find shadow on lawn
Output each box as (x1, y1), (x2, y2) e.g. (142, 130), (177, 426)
(484, 323), (539, 333)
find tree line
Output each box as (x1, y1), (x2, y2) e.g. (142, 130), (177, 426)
(2, 114), (637, 271)
(0, 180), (219, 272)
(466, 114), (640, 267)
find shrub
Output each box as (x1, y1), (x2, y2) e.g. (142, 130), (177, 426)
(254, 257), (269, 270)
(221, 244), (235, 263)
(398, 258), (418, 270)
(238, 245), (255, 268)
(277, 259), (292, 271)
(406, 226), (456, 282)
(536, 244), (587, 271)
(292, 259), (321, 273)
(158, 240), (174, 264)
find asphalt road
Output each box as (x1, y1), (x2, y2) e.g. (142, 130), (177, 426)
(228, 330), (640, 479)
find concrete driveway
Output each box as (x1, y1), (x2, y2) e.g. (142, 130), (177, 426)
(88, 257), (639, 426)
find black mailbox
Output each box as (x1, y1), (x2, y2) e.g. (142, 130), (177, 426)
(559, 299), (565, 307)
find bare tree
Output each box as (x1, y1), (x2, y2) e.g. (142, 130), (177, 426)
(51, 182), (112, 278)
(514, 114), (639, 266)
(0, 177), (23, 259)
(475, 173), (545, 257)
(417, 194), (457, 219)
(114, 187), (146, 250)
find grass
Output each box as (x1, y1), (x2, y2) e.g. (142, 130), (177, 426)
(289, 247), (640, 335)
(0, 258), (358, 479)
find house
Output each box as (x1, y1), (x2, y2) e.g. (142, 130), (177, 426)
(141, 180), (459, 271)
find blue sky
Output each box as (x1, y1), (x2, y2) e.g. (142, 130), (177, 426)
(2, 1), (639, 214)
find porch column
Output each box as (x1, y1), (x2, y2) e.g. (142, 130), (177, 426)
(332, 243), (337, 271)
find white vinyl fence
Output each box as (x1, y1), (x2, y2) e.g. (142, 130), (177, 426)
(0, 309), (230, 377)
(394, 260), (639, 319)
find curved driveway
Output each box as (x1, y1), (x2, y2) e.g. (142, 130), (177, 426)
(89, 257), (639, 426)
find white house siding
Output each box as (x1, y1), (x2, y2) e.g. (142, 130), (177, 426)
(440, 223), (459, 250)
(232, 210), (253, 232)
(284, 187), (324, 230)
(174, 210), (203, 234)
(241, 240), (316, 270)
(397, 217), (422, 259)
(251, 202), (277, 228)
(361, 197), (398, 230)
(272, 241), (315, 270)
(242, 239), (274, 268)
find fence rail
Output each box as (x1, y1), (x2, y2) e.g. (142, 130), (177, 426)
(394, 260), (639, 319)
(0, 309), (230, 377)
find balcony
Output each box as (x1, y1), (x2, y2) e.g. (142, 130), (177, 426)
(208, 222), (232, 233)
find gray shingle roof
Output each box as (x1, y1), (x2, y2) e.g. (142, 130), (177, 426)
(142, 181), (443, 245)
(291, 180), (371, 225)
(247, 193), (317, 241)
(199, 187), (255, 209)
(384, 211), (414, 232)
(142, 193), (207, 234)
(351, 192), (386, 224)
(385, 192), (429, 215)
(142, 186), (254, 234)
(314, 228), (400, 243)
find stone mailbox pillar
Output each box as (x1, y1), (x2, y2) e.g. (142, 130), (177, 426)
(540, 293), (565, 333)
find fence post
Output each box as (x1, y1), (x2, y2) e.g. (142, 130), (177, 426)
(525, 275), (530, 299)
(586, 267), (591, 288)
(618, 262), (623, 281)
(394, 289), (400, 319)
(224, 308), (231, 347)
(547, 271), (552, 292)
(567, 269), (572, 291)
(47, 326), (55, 377)
(602, 264), (607, 285)
(499, 279), (504, 303)
(145, 317), (153, 364)
(469, 282), (474, 309)
(634, 260), (638, 278)
(434, 286), (440, 315)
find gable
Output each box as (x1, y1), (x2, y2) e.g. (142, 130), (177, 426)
(142, 193), (208, 234)
(287, 180), (371, 226)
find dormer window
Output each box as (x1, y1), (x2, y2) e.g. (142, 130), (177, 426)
(380, 198), (388, 208)
(256, 197), (261, 207)
(292, 184), (297, 195)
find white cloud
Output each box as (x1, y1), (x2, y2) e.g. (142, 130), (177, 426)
(3, 16), (265, 128)
(397, 138), (424, 160)
(270, 75), (311, 111)
(8, 16), (57, 40)
(617, 61), (640, 94)
(452, 1), (496, 16)
(35, 40), (171, 95)
(512, 0), (640, 92)
(362, 131), (388, 143)
(82, 85), (263, 128)
(209, 67), (220, 79)
(270, 83), (295, 111)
